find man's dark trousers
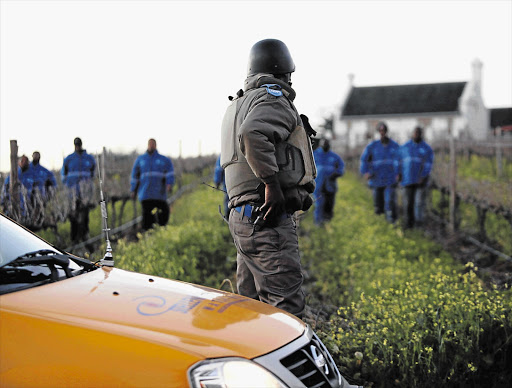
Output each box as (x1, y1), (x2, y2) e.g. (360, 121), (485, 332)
(70, 200), (90, 242)
(228, 207), (305, 318)
(141, 199), (170, 230)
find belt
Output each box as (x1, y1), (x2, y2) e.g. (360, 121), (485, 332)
(233, 204), (291, 221)
(234, 204), (258, 218)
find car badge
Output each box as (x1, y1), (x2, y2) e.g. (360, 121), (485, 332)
(310, 345), (329, 374)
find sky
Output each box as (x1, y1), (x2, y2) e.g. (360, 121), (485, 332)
(1, 0), (511, 172)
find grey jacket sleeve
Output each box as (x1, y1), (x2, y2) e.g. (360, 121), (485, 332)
(238, 96), (296, 183)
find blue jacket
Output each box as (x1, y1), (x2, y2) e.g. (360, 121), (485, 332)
(399, 140), (434, 186)
(61, 150), (96, 191)
(360, 139), (400, 187)
(2, 167), (35, 212)
(130, 151), (175, 201)
(213, 156), (225, 190)
(314, 148), (345, 194)
(29, 163), (57, 196)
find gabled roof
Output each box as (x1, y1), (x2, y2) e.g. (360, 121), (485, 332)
(490, 107), (512, 128)
(341, 82), (467, 117)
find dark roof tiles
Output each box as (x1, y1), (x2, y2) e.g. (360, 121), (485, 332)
(490, 107), (512, 128)
(341, 82), (467, 117)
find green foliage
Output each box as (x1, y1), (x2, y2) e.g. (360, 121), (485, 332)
(456, 153), (512, 182)
(49, 164), (509, 386)
(429, 188), (512, 256)
(300, 172), (512, 387)
(114, 185), (236, 289)
(484, 212), (512, 256)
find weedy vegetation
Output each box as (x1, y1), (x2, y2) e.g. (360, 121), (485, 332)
(114, 185), (237, 289)
(300, 172), (512, 387)
(35, 165), (511, 387)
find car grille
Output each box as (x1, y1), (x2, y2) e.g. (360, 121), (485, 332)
(280, 333), (341, 388)
(253, 325), (349, 388)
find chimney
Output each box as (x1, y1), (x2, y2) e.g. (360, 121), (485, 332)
(348, 73), (355, 87)
(471, 58), (483, 95)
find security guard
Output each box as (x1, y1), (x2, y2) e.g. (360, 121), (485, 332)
(360, 122), (400, 223)
(1, 155), (35, 218)
(313, 138), (345, 225)
(220, 39), (316, 318)
(61, 137), (96, 242)
(130, 138), (175, 230)
(399, 126), (434, 228)
(30, 151), (57, 199)
(213, 155), (229, 218)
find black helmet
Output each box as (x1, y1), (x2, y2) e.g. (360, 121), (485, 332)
(247, 39), (295, 76)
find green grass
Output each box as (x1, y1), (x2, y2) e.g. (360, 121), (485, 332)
(112, 185), (236, 290)
(43, 167), (510, 387)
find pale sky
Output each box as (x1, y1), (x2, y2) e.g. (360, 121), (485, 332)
(1, 0), (511, 172)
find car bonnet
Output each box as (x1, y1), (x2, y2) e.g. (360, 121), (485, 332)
(0, 267), (305, 359)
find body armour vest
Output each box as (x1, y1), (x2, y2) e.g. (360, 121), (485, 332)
(220, 80), (317, 212)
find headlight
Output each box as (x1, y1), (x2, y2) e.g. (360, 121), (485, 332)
(188, 357), (287, 388)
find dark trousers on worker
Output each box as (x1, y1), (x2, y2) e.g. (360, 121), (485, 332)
(228, 206), (305, 318)
(314, 191), (336, 225)
(402, 184), (427, 228)
(141, 199), (170, 230)
(372, 185), (396, 223)
(70, 201), (90, 242)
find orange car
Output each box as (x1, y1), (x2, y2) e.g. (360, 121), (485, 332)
(0, 213), (358, 387)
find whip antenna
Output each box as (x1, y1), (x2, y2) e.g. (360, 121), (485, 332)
(97, 156), (114, 267)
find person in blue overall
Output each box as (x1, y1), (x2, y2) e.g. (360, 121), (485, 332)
(313, 139), (345, 225)
(131, 138), (175, 231)
(2, 155), (35, 218)
(61, 137), (96, 242)
(399, 126), (434, 228)
(360, 122), (400, 223)
(213, 155), (229, 219)
(29, 151), (57, 199)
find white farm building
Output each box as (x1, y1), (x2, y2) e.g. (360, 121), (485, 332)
(332, 59), (491, 148)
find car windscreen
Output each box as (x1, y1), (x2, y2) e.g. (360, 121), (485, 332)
(0, 214), (66, 267)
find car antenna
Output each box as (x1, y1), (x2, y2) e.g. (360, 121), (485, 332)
(96, 155), (114, 267)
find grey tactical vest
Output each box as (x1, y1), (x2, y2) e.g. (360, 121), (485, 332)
(220, 83), (316, 210)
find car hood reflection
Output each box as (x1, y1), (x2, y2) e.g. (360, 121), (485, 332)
(0, 267), (305, 359)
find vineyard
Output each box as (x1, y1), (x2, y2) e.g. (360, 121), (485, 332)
(0, 148), (217, 248)
(2, 143), (511, 386)
(299, 172), (511, 387)
(341, 139), (512, 259)
(83, 170), (511, 388)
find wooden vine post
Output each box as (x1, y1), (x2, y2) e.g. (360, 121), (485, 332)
(9, 140), (21, 219)
(495, 140), (503, 179)
(448, 119), (457, 233)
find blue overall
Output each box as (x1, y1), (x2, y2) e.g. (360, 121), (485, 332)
(399, 140), (434, 227)
(61, 150), (96, 196)
(131, 150), (175, 230)
(360, 139), (400, 222)
(30, 163), (57, 198)
(2, 167), (35, 216)
(214, 155), (229, 217)
(313, 148), (344, 224)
